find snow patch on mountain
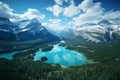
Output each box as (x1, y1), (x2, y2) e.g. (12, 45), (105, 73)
(60, 19), (120, 43)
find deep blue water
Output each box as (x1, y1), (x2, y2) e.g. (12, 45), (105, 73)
(34, 44), (88, 66)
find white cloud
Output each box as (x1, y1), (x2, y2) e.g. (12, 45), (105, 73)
(46, 2), (77, 17)
(11, 8), (45, 21)
(19, 8), (45, 20)
(0, 2), (19, 18)
(46, 0), (76, 17)
(78, 0), (93, 12)
(0, 2), (45, 21)
(70, 0), (75, 5)
(68, 21), (74, 26)
(64, 0), (68, 2)
(103, 11), (120, 20)
(63, 5), (80, 17)
(48, 19), (63, 30)
(45, 18), (65, 33)
(46, 4), (63, 17)
(73, 0), (120, 26)
(42, 19), (66, 36)
(73, 1), (104, 25)
(54, 0), (63, 5)
(103, 11), (120, 24)
(49, 18), (61, 24)
(64, 0), (75, 5)
(1, 0), (120, 29)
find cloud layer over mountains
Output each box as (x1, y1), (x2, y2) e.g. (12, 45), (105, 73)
(0, 0), (120, 30)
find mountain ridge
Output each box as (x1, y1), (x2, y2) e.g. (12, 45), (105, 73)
(0, 17), (60, 42)
(60, 20), (120, 43)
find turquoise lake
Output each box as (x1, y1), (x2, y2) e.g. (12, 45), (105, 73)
(0, 50), (27, 59)
(34, 44), (88, 66)
(0, 52), (16, 59)
(0, 44), (88, 66)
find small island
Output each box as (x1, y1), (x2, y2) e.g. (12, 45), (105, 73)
(41, 56), (48, 61)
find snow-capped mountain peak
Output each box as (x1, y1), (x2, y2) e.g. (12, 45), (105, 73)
(0, 17), (60, 41)
(31, 18), (40, 23)
(98, 19), (112, 25)
(60, 19), (120, 43)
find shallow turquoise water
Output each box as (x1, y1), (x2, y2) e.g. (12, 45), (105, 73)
(0, 44), (88, 66)
(0, 52), (16, 59)
(0, 50), (27, 59)
(34, 44), (88, 66)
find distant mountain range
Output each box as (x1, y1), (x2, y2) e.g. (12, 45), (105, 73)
(0, 17), (120, 43)
(0, 17), (60, 42)
(60, 19), (120, 43)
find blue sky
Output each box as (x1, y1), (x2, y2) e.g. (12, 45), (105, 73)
(0, 0), (119, 13)
(0, 0), (120, 30)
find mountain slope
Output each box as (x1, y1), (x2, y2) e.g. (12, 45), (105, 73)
(60, 20), (120, 43)
(0, 17), (60, 42)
